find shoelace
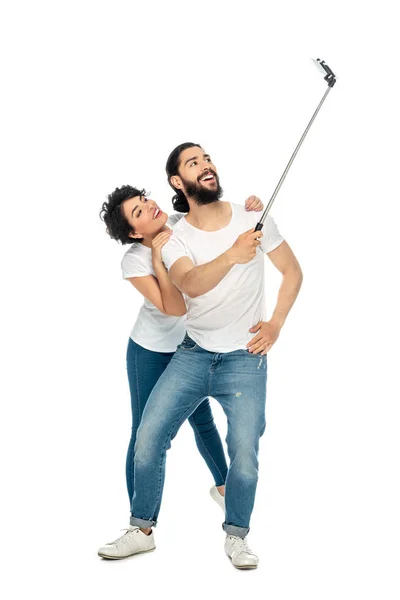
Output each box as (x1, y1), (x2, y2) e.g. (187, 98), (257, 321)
(109, 527), (139, 545)
(230, 536), (253, 555)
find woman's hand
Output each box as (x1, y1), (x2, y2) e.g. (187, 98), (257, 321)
(245, 195), (264, 212)
(151, 229), (172, 265)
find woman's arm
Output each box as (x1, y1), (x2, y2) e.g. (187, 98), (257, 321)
(128, 271), (186, 316)
(130, 229), (186, 317)
(151, 230), (187, 315)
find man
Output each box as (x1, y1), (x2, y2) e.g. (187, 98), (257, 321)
(102, 143), (303, 569)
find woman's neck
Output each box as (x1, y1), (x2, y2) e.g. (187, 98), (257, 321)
(140, 224), (169, 248)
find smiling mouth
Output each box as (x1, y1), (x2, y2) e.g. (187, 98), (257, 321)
(199, 172), (216, 183)
(153, 207), (162, 219)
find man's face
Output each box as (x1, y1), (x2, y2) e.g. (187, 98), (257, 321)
(173, 146), (223, 205)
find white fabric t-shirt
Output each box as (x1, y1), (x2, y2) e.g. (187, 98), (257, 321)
(121, 213), (186, 353)
(161, 203), (284, 353)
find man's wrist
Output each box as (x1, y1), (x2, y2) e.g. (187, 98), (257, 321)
(222, 248), (236, 267)
(270, 313), (286, 329)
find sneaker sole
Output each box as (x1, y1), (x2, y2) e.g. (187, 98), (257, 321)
(98, 547), (156, 560)
(226, 554), (258, 570)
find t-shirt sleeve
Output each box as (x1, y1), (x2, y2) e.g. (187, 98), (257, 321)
(241, 204), (284, 253)
(161, 235), (189, 271)
(260, 215), (285, 254)
(121, 252), (152, 279)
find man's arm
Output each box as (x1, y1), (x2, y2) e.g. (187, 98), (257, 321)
(267, 241), (303, 328)
(168, 229), (263, 298)
(247, 241), (303, 354)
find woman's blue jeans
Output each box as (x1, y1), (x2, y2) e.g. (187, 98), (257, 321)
(126, 338), (228, 517)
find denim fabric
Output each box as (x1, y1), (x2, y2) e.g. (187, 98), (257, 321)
(130, 335), (267, 537)
(126, 338), (228, 516)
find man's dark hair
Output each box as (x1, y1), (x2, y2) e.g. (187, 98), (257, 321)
(99, 185), (147, 244)
(165, 142), (202, 213)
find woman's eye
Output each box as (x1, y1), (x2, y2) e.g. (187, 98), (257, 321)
(137, 210), (142, 217)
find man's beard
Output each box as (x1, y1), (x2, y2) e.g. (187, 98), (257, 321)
(182, 171), (223, 206)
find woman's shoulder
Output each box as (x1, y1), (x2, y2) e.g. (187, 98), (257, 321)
(121, 242), (151, 273)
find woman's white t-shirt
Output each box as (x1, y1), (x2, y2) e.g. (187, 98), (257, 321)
(121, 213), (186, 353)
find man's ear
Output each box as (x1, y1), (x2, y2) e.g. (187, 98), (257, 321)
(171, 175), (183, 190)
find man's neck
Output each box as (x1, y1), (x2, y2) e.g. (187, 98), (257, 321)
(185, 200), (232, 232)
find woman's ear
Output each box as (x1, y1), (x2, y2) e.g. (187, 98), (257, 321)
(129, 231), (143, 240)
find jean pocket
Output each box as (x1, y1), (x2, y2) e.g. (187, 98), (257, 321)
(238, 349), (266, 358)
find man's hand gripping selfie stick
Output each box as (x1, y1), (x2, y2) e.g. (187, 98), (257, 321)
(255, 58), (337, 232)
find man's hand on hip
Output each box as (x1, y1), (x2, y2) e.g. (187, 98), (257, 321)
(247, 320), (281, 355)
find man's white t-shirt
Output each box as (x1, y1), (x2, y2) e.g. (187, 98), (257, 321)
(121, 214), (186, 353)
(161, 203), (284, 353)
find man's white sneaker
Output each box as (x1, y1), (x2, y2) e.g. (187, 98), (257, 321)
(98, 525), (155, 559)
(209, 486), (225, 512)
(224, 535), (259, 569)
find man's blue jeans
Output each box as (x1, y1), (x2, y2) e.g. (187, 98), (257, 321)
(130, 334), (267, 538)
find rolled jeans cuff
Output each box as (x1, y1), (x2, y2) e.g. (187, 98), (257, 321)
(130, 515), (157, 528)
(222, 523), (250, 538)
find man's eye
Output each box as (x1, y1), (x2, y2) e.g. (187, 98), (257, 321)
(206, 158), (211, 162)
(190, 161), (197, 167)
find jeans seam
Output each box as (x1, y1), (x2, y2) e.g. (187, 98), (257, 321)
(129, 342), (141, 510)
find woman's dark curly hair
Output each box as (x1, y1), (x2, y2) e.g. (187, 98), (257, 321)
(99, 185), (147, 244)
(165, 142), (202, 213)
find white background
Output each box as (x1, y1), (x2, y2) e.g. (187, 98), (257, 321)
(1, 0), (399, 598)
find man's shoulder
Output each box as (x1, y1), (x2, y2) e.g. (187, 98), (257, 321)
(230, 202), (259, 227)
(167, 212), (186, 228)
(168, 213), (189, 238)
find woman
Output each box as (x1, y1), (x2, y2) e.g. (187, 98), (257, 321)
(98, 185), (263, 559)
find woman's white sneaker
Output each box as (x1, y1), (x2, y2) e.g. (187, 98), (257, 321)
(209, 486), (225, 512)
(98, 525), (155, 559)
(224, 535), (259, 569)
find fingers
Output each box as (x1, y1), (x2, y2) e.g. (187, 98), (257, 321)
(243, 230), (263, 246)
(152, 231), (172, 248)
(261, 344), (272, 355)
(250, 340), (272, 354)
(245, 195), (260, 211)
(245, 195), (256, 206)
(246, 334), (262, 349)
(243, 228), (263, 236)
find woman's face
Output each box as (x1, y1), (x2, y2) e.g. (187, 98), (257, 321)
(122, 195), (169, 239)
